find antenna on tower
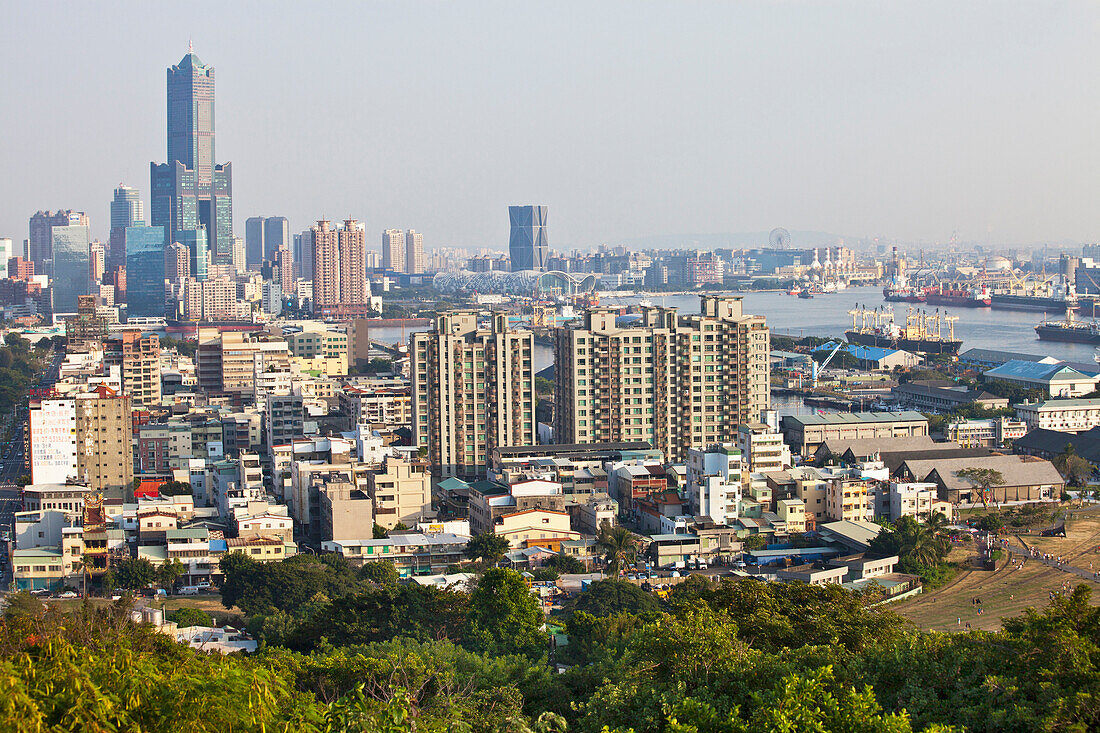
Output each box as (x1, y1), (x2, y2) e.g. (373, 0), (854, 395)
(189, 38), (194, 53)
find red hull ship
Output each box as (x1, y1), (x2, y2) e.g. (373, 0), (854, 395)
(923, 285), (991, 307)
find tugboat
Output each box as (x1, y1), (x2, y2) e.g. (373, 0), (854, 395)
(798, 290), (814, 299)
(845, 305), (962, 355)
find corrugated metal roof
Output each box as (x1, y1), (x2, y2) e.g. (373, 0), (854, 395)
(783, 411), (926, 426)
(985, 360), (1091, 382)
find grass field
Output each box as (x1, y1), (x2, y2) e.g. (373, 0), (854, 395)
(894, 514), (1100, 632)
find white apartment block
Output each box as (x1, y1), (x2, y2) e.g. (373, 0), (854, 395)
(687, 444), (743, 526)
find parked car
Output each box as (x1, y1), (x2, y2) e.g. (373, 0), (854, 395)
(57, 590), (78, 599)
(178, 586), (201, 596)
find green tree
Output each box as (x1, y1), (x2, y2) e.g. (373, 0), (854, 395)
(3, 591), (44, 618)
(569, 579), (660, 618)
(466, 568), (545, 657)
(530, 568), (559, 582)
(372, 522), (389, 539)
(169, 607), (214, 627)
(954, 467), (1006, 508)
(1053, 444), (1094, 487)
(156, 559), (186, 591)
(596, 521), (638, 577)
(869, 516), (950, 572)
(544, 554), (585, 574)
(114, 557), (158, 590)
(156, 480), (192, 496)
(358, 561), (400, 586)
(465, 532), (511, 566)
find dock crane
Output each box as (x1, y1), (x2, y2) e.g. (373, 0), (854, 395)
(812, 340), (846, 387)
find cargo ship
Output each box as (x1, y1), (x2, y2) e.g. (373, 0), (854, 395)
(1035, 309), (1100, 344)
(923, 284), (991, 308)
(882, 275), (926, 303)
(989, 282), (1076, 312)
(845, 305), (962, 355)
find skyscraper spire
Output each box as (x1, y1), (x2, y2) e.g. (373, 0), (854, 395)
(189, 38), (193, 53)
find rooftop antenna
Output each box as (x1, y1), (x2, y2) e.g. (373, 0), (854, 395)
(189, 38), (194, 53)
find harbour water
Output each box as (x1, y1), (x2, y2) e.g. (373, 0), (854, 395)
(603, 286), (1099, 365)
(362, 285), (1097, 377)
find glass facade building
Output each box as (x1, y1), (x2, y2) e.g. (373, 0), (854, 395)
(150, 51), (233, 266)
(108, 186), (145, 272)
(508, 205), (549, 271)
(125, 226), (167, 318)
(178, 227), (209, 282)
(50, 225), (91, 314)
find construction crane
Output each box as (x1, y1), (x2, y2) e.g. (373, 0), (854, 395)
(813, 341), (846, 387)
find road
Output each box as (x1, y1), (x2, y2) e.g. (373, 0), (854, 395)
(0, 350), (63, 588)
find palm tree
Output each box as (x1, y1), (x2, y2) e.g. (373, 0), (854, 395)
(596, 520), (638, 578)
(925, 510), (951, 537)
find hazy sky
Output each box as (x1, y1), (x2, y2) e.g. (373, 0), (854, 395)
(2, 1), (1098, 251)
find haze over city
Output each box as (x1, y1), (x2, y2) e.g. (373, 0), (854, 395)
(3, 1), (1098, 249)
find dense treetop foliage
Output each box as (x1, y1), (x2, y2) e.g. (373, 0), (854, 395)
(7, 553), (1100, 731)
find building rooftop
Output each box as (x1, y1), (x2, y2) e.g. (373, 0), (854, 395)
(898, 453), (1065, 492)
(985, 360), (1096, 383)
(1013, 427), (1100, 462)
(818, 520), (884, 550)
(783, 411), (926, 427)
(1015, 397), (1100, 410)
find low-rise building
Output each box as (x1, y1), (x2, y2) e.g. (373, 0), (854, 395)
(368, 456), (432, 530)
(467, 479), (565, 535)
(494, 508), (580, 550)
(780, 411), (929, 456)
(321, 532), (470, 577)
(895, 454), (1064, 505)
(688, 443), (743, 526)
(892, 380), (1009, 412)
(946, 416), (1027, 448)
(986, 361), (1100, 398)
(1015, 398), (1100, 433)
(11, 547), (65, 591)
(776, 498), (807, 533)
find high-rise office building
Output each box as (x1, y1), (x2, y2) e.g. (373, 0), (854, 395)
(0, 239), (15, 271)
(89, 241), (106, 282)
(28, 210), (88, 275)
(382, 229), (405, 273)
(245, 216), (290, 269)
(405, 230), (424, 274)
(411, 312), (536, 478)
(166, 241), (191, 281)
(294, 231), (313, 280)
(554, 296), (770, 462)
(275, 246), (294, 296)
(179, 227), (209, 281)
(108, 186), (145, 271)
(150, 49), (234, 267)
(124, 225), (168, 318)
(311, 219), (369, 317)
(508, 205), (549, 271)
(264, 217), (289, 262)
(50, 223), (92, 314)
(245, 216), (265, 269)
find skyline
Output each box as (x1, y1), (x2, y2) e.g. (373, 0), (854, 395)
(3, 2), (1099, 250)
